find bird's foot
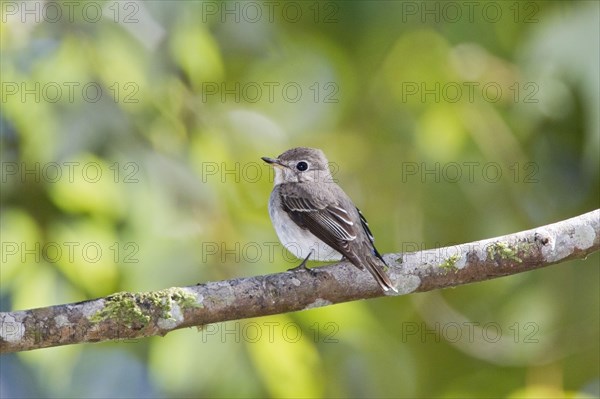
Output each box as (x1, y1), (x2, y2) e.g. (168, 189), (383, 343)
(287, 251), (317, 276)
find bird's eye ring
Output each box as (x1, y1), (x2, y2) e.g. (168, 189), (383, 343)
(296, 161), (309, 171)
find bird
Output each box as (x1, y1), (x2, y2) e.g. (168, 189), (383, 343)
(261, 147), (397, 293)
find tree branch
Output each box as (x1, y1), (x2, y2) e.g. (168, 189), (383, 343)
(1, 209), (598, 353)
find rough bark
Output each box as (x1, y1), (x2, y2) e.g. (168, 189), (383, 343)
(1, 209), (598, 353)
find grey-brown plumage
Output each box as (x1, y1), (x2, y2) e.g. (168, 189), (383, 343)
(262, 147), (397, 293)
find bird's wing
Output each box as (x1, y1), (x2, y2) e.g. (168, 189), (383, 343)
(279, 184), (396, 292)
(279, 186), (358, 253)
(357, 207), (387, 264)
(358, 207), (375, 242)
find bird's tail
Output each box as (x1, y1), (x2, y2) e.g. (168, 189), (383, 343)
(365, 256), (397, 293)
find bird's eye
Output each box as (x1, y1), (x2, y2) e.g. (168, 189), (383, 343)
(296, 161), (309, 171)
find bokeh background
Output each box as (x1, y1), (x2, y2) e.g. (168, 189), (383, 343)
(1, 0), (599, 397)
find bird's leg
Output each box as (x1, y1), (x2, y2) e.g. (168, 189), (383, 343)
(288, 250), (317, 275)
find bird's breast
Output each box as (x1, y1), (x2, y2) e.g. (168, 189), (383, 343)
(268, 189), (342, 261)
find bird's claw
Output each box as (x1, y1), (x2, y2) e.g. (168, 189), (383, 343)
(287, 251), (317, 275)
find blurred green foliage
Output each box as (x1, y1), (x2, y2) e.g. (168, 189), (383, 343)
(1, 1), (598, 398)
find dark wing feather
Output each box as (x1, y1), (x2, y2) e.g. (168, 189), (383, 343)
(357, 207), (387, 265)
(358, 207), (375, 242)
(280, 190), (358, 253)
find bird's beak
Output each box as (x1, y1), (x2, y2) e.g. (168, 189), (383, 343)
(261, 156), (285, 168)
